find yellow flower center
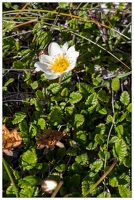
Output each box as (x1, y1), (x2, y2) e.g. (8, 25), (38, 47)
(50, 54), (70, 73)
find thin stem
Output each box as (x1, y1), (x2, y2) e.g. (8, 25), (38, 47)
(51, 181), (64, 198)
(71, 31), (130, 70)
(2, 157), (19, 197)
(83, 158), (117, 197)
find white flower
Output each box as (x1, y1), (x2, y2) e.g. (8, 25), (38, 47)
(34, 42), (79, 80)
(41, 179), (57, 193)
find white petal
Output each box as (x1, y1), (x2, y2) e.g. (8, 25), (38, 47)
(64, 61), (76, 72)
(48, 42), (63, 57)
(34, 62), (48, 72)
(67, 46), (75, 54)
(61, 42), (68, 53)
(67, 51), (79, 60)
(39, 54), (52, 64)
(44, 72), (61, 80)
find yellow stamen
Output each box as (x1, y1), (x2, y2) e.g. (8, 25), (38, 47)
(50, 54), (70, 73)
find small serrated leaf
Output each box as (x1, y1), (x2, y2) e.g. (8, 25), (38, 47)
(97, 90), (109, 103)
(47, 83), (61, 94)
(111, 77), (120, 91)
(36, 90), (43, 99)
(118, 185), (132, 198)
(85, 93), (98, 106)
(120, 91), (130, 105)
(69, 92), (82, 104)
(114, 139), (127, 162)
(55, 163), (66, 172)
(12, 112), (26, 125)
(74, 114), (84, 128)
(49, 107), (62, 126)
(97, 191), (111, 198)
(90, 160), (103, 172)
(75, 153), (89, 165)
(109, 177), (118, 187)
(21, 148), (37, 170)
(77, 82), (94, 95)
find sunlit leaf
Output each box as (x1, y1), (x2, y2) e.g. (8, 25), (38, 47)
(74, 114), (85, 128)
(120, 91), (130, 105)
(97, 191), (111, 198)
(90, 160), (103, 172)
(69, 92), (82, 104)
(21, 148), (37, 170)
(118, 185), (132, 198)
(75, 153), (89, 165)
(12, 112), (26, 124)
(113, 139), (127, 162)
(37, 118), (46, 130)
(111, 77), (120, 91)
(47, 83), (61, 94)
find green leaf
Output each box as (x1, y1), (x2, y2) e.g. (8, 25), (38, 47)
(57, 147), (66, 158)
(127, 103), (132, 112)
(20, 49), (31, 57)
(77, 82), (94, 95)
(13, 60), (24, 69)
(49, 107), (62, 126)
(90, 160), (103, 172)
(47, 83), (61, 94)
(75, 153), (89, 165)
(18, 176), (42, 188)
(115, 125), (124, 137)
(95, 123), (105, 135)
(65, 106), (74, 115)
(111, 77), (120, 91)
(21, 148), (37, 170)
(109, 177), (118, 187)
(118, 185), (132, 198)
(74, 114), (85, 128)
(69, 92), (82, 104)
(31, 81), (38, 90)
(4, 78), (14, 87)
(62, 71), (72, 83)
(19, 187), (38, 198)
(97, 191), (111, 198)
(36, 90), (43, 99)
(55, 163), (66, 172)
(98, 107), (107, 115)
(71, 162), (83, 173)
(6, 185), (18, 197)
(120, 91), (130, 105)
(97, 90), (109, 103)
(37, 118), (46, 130)
(12, 112), (26, 125)
(75, 131), (86, 144)
(85, 93), (98, 106)
(66, 149), (77, 156)
(106, 115), (114, 123)
(61, 87), (69, 97)
(23, 70), (31, 82)
(113, 139), (127, 162)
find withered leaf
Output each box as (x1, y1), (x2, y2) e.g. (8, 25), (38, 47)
(36, 129), (66, 150)
(2, 124), (22, 155)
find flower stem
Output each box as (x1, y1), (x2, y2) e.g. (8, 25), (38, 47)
(51, 180), (64, 198)
(2, 157), (19, 197)
(83, 158), (117, 197)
